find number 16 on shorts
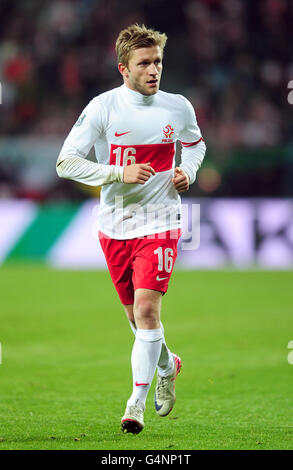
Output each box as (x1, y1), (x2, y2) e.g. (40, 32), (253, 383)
(154, 247), (174, 273)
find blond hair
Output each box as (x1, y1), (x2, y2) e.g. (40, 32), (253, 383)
(116, 24), (167, 66)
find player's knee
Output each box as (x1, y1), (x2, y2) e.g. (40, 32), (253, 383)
(134, 297), (158, 324)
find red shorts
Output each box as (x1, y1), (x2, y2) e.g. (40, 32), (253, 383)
(98, 230), (181, 305)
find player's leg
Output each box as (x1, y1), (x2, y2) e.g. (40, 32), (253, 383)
(121, 288), (163, 434)
(122, 304), (175, 376)
(133, 287), (161, 329)
(123, 302), (181, 418)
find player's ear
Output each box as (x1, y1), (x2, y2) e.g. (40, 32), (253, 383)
(118, 63), (129, 79)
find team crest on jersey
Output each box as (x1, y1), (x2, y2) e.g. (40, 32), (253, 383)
(75, 113), (86, 127)
(162, 124), (174, 142)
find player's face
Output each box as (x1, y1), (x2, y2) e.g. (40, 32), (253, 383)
(120, 46), (163, 96)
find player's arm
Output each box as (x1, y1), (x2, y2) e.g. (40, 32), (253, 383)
(173, 97), (206, 192)
(56, 98), (124, 186)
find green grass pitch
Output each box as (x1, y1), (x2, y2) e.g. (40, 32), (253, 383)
(0, 266), (292, 450)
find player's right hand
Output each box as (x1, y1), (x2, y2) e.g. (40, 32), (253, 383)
(123, 162), (155, 184)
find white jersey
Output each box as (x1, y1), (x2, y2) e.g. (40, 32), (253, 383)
(57, 84), (206, 239)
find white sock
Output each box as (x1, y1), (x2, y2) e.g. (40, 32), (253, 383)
(157, 322), (175, 377)
(127, 328), (162, 407)
(128, 320), (174, 378)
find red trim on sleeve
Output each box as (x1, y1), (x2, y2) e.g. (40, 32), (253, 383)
(180, 137), (203, 147)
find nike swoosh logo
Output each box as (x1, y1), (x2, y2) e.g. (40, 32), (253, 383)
(154, 395), (163, 411)
(156, 275), (168, 281)
(135, 382), (149, 387)
(115, 131), (131, 137)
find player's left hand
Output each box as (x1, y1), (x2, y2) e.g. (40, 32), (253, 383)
(172, 167), (189, 192)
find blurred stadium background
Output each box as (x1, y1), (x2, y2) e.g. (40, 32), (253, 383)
(1, 0), (293, 269)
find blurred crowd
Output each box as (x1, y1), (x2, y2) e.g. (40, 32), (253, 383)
(0, 0), (292, 199)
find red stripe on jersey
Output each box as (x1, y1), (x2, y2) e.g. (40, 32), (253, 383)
(180, 137), (203, 147)
(109, 143), (175, 172)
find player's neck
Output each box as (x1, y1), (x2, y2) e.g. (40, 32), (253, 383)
(121, 83), (156, 106)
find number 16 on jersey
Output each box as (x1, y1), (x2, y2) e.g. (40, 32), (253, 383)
(112, 146), (136, 166)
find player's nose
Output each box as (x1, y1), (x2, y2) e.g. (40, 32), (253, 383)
(148, 63), (159, 76)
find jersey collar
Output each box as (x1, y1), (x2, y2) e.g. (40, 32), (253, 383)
(121, 84), (155, 106)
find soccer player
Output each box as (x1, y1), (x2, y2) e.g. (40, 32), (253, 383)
(56, 24), (206, 434)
